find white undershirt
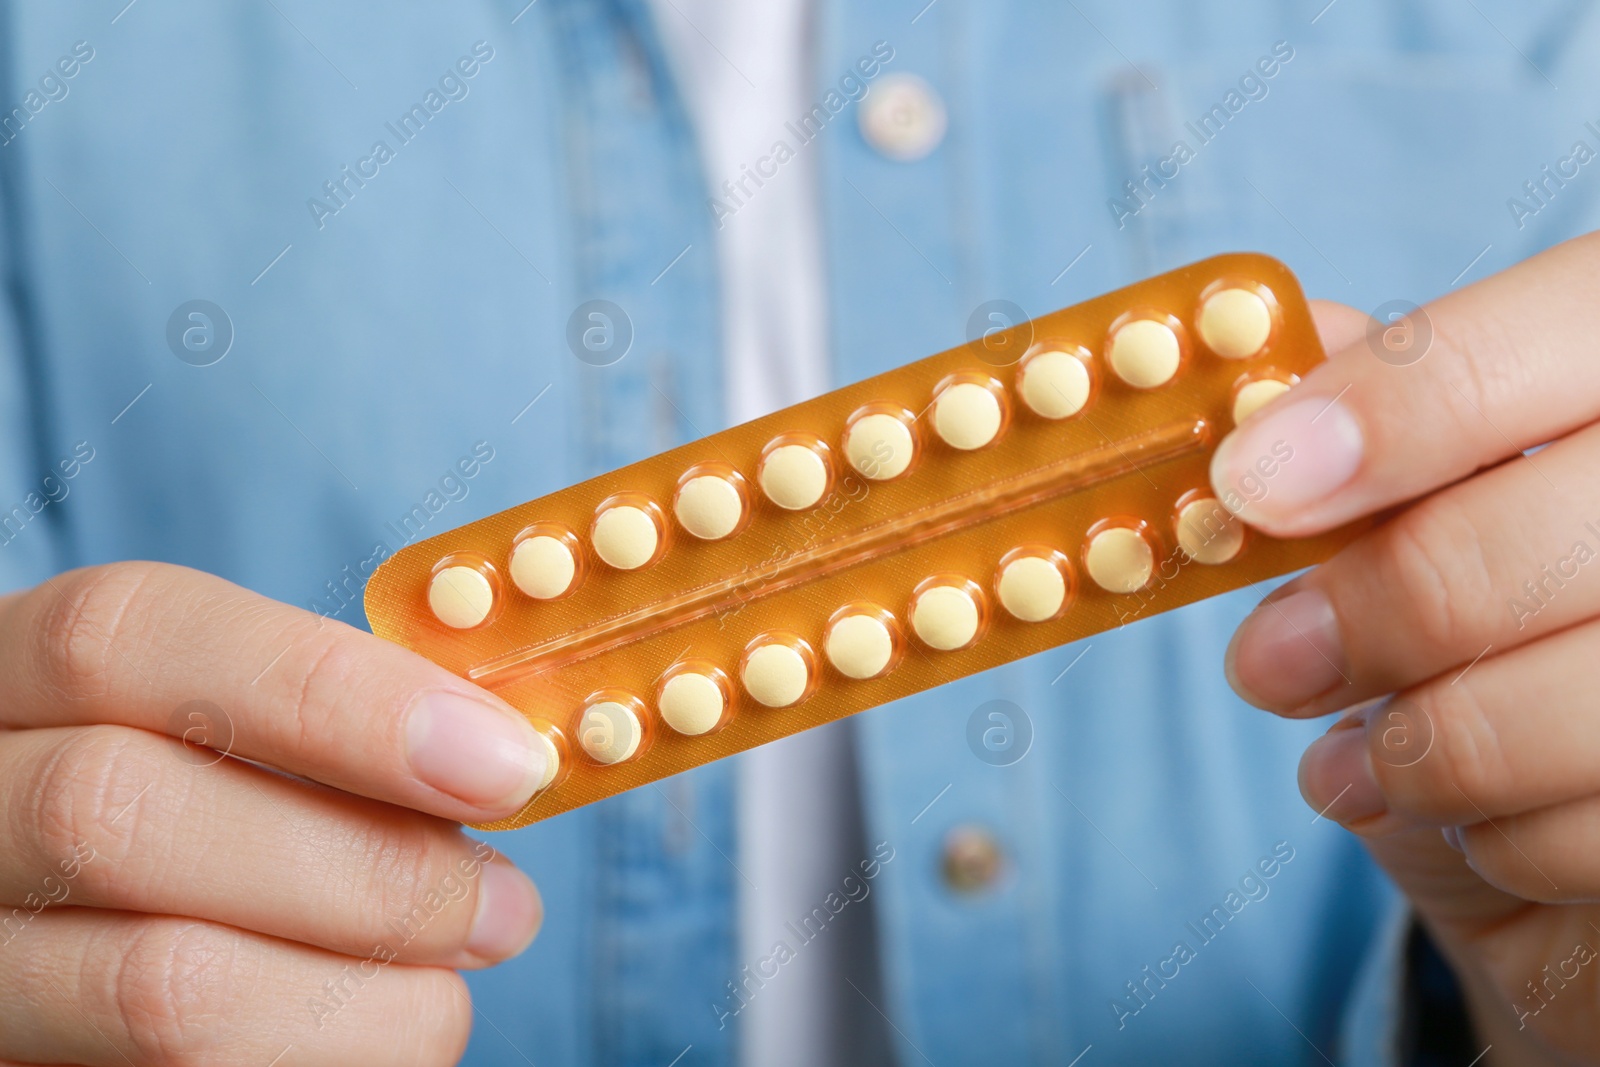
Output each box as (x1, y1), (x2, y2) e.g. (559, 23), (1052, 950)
(644, 3), (858, 1065)
(650, 0), (831, 417)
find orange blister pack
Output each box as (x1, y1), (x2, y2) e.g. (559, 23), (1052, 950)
(366, 253), (1366, 830)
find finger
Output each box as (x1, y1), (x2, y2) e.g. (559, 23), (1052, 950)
(1295, 617), (1600, 836)
(0, 910), (471, 1067)
(0, 562), (551, 821)
(0, 725), (542, 968)
(1308, 298), (1371, 355)
(1456, 795), (1600, 905)
(1226, 416), (1600, 714)
(1299, 821), (1600, 1052)
(1211, 230), (1600, 536)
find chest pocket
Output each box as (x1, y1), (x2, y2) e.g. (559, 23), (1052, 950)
(1101, 47), (1600, 307)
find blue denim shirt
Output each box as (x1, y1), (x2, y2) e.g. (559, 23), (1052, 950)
(2, 1), (1597, 1063)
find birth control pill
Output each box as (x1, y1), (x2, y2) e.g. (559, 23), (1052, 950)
(759, 443), (829, 510)
(659, 672), (726, 736)
(592, 504), (660, 570)
(1231, 378), (1291, 425)
(510, 535), (577, 599)
(912, 584), (981, 650)
(825, 613), (896, 680)
(1018, 349), (1091, 419)
(579, 700), (643, 764)
(1198, 287), (1273, 360)
(1176, 498), (1245, 565)
(932, 381), (1003, 450)
(361, 251), (1358, 832)
(533, 730), (562, 790)
(742, 641), (812, 708)
(845, 411), (915, 480)
(675, 475), (745, 540)
(997, 555), (1067, 622)
(1108, 319), (1181, 389)
(1085, 527), (1155, 594)
(428, 565), (494, 629)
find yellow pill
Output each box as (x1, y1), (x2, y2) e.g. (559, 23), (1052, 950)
(1085, 527), (1155, 594)
(579, 700), (643, 764)
(675, 475), (744, 540)
(428, 565), (494, 629)
(659, 672), (725, 736)
(845, 413), (915, 480)
(825, 613), (895, 680)
(742, 643), (810, 707)
(759, 444), (828, 510)
(509, 535), (576, 599)
(997, 556), (1066, 622)
(1231, 378), (1291, 425)
(911, 585), (980, 650)
(592, 505), (659, 570)
(932, 382), (1002, 450)
(1018, 349), (1091, 419)
(1198, 287), (1273, 359)
(533, 730), (561, 790)
(1176, 499), (1245, 565)
(1108, 319), (1181, 388)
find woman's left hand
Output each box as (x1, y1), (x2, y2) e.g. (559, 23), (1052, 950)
(1213, 232), (1600, 1064)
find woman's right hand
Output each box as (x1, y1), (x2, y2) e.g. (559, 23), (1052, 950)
(0, 561), (550, 1066)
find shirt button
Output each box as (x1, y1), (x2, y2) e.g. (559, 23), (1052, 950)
(859, 73), (947, 162)
(940, 825), (1004, 892)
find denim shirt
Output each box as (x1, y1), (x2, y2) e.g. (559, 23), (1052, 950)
(2, 1), (1597, 1064)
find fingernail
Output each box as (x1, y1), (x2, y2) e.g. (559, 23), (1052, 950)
(1299, 721), (1386, 823)
(467, 862), (543, 962)
(1440, 826), (1465, 853)
(1226, 589), (1348, 709)
(1210, 396), (1363, 529)
(405, 691), (545, 810)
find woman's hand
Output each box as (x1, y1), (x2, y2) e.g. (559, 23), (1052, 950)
(1214, 232), (1600, 1064)
(0, 562), (550, 1066)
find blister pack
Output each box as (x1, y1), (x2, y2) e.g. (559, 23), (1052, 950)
(366, 253), (1364, 830)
